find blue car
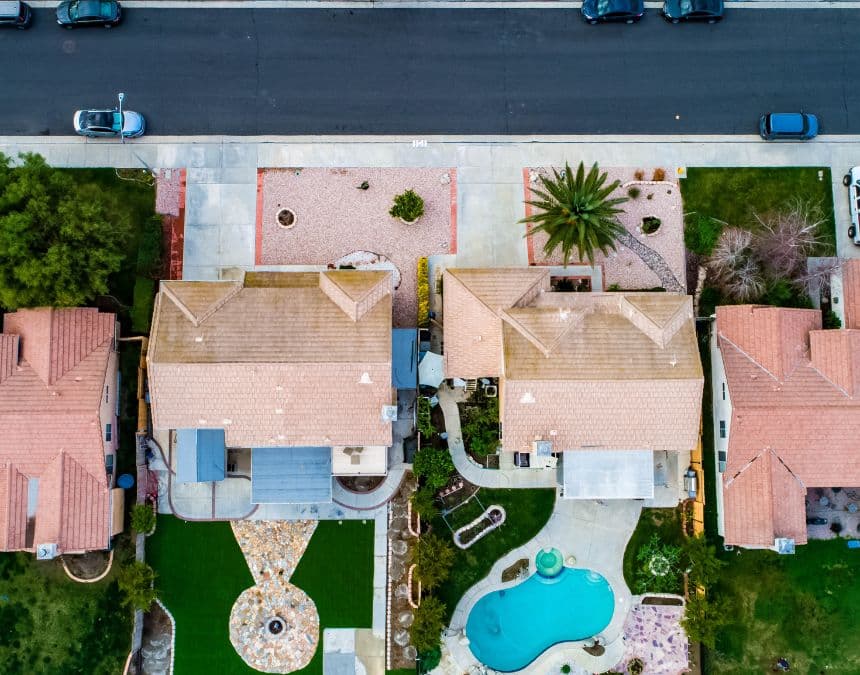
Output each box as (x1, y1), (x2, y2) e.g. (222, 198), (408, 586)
(582, 0), (644, 24)
(759, 113), (819, 141)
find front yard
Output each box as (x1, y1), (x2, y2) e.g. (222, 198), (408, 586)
(148, 516), (373, 675)
(431, 488), (555, 623)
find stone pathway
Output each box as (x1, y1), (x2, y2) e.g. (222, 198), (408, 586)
(229, 521), (320, 673)
(613, 604), (689, 675)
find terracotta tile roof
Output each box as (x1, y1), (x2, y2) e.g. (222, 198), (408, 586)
(148, 271), (394, 448)
(716, 305), (860, 547)
(0, 308), (115, 554)
(443, 268), (703, 455)
(841, 259), (860, 330)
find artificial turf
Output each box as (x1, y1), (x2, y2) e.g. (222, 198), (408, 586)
(147, 516), (374, 675)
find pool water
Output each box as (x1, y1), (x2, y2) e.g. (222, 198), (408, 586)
(465, 567), (614, 672)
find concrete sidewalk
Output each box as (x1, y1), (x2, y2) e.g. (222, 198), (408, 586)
(2, 135), (859, 277)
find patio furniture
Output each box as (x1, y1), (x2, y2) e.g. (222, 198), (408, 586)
(848, 503), (858, 514)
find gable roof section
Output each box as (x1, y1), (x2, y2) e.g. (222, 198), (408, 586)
(0, 308), (114, 554)
(0, 335), (17, 385)
(161, 280), (243, 327)
(809, 329), (860, 397)
(148, 271), (393, 448)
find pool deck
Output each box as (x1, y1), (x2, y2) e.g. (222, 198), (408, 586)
(441, 498), (642, 674)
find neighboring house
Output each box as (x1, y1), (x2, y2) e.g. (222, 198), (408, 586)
(147, 270), (395, 504)
(712, 304), (860, 550)
(443, 268), (703, 500)
(0, 308), (121, 558)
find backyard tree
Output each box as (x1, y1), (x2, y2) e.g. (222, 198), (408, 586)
(681, 592), (731, 649)
(409, 595), (446, 653)
(634, 534), (682, 594)
(412, 447), (455, 490)
(117, 561), (158, 612)
(130, 503), (156, 535)
(412, 533), (455, 590)
(410, 486), (438, 521)
(0, 152), (131, 309)
(683, 534), (726, 589)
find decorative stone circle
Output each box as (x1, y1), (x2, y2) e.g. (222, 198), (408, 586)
(276, 208), (296, 229)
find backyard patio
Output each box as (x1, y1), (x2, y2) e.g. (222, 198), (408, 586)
(256, 167), (457, 326)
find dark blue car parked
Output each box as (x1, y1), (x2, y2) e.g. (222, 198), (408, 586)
(582, 0), (644, 24)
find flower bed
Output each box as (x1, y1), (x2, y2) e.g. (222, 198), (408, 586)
(452, 505), (506, 549)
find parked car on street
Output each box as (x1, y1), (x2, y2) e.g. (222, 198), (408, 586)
(581, 0), (644, 24)
(0, 0), (31, 28)
(846, 166), (860, 246)
(56, 0), (120, 27)
(759, 112), (818, 141)
(806, 517), (828, 526)
(662, 0), (723, 23)
(73, 109), (145, 138)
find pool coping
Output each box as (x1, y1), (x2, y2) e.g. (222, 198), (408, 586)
(443, 498), (641, 674)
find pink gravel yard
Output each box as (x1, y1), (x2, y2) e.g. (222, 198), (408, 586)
(525, 167), (686, 291)
(258, 167), (457, 327)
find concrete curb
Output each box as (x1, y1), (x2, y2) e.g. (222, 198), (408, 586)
(26, 0), (860, 7)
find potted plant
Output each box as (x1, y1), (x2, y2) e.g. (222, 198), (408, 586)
(390, 189), (425, 224)
(628, 657), (645, 675)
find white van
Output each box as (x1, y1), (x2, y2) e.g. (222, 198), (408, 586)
(846, 167), (860, 246)
(0, 0), (31, 28)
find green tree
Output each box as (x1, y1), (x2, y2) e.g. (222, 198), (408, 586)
(412, 447), (455, 490)
(130, 503), (156, 535)
(681, 592), (731, 649)
(522, 162), (627, 266)
(635, 534), (682, 594)
(0, 152), (131, 309)
(116, 561), (158, 611)
(409, 595), (446, 653)
(683, 534), (726, 589)
(410, 486), (438, 521)
(412, 533), (455, 591)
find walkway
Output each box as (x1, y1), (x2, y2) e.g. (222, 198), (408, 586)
(437, 384), (558, 489)
(441, 498), (643, 674)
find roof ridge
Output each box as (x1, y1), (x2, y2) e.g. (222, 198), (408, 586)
(161, 280), (243, 327)
(718, 333), (781, 383)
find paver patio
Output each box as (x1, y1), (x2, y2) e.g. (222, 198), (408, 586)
(256, 167), (457, 326)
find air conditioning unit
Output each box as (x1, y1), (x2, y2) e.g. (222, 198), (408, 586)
(36, 543), (58, 560)
(532, 440), (553, 456)
(381, 405), (398, 422)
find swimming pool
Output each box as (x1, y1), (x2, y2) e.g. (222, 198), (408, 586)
(465, 565), (614, 672)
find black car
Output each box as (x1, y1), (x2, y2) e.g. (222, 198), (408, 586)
(662, 0), (723, 23)
(582, 0), (644, 23)
(806, 517), (828, 526)
(56, 0), (120, 27)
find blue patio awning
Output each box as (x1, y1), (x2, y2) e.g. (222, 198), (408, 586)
(392, 328), (418, 390)
(251, 447), (332, 504)
(176, 428), (226, 483)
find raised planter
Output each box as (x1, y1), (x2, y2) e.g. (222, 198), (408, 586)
(452, 504), (506, 549)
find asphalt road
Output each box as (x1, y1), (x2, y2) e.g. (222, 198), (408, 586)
(0, 8), (857, 135)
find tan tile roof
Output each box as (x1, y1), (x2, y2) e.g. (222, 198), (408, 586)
(0, 308), (115, 554)
(443, 268), (703, 455)
(716, 305), (860, 547)
(842, 259), (860, 330)
(148, 271), (394, 448)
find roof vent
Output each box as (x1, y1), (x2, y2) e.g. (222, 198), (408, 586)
(275, 408), (284, 415)
(520, 391), (536, 404)
(36, 543), (58, 560)
(359, 372), (373, 384)
(381, 405), (398, 422)
(669, 354), (678, 368)
(222, 418), (232, 425)
(197, 418), (207, 425)
(549, 429), (558, 436)
(194, 336), (204, 343)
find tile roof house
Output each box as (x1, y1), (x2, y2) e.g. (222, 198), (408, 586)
(712, 304), (860, 548)
(147, 271), (395, 503)
(443, 268), (703, 498)
(0, 308), (119, 557)
(832, 258), (860, 330)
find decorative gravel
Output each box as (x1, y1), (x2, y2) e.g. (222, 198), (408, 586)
(259, 168), (456, 326)
(155, 169), (183, 217)
(526, 167), (686, 291)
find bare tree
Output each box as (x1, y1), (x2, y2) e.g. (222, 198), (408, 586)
(753, 199), (825, 279)
(707, 228), (765, 302)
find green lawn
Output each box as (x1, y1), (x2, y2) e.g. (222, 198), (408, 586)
(147, 517), (374, 675)
(622, 507), (685, 594)
(680, 167), (836, 256)
(0, 542), (132, 674)
(706, 539), (860, 674)
(432, 488), (555, 623)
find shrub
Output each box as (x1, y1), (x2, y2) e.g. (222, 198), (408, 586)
(627, 187), (641, 199)
(635, 534), (682, 594)
(683, 535), (726, 589)
(417, 257), (430, 328)
(634, 170), (645, 181)
(760, 278), (812, 309)
(412, 533), (456, 590)
(561, 665), (572, 674)
(418, 645), (441, 673)
(831, 521), (843, 535)
(409, 596), (446, 653)
(629, 657), (645, 675)
(646, 193), (653, 200)
(681, 593), (731, 649)
(684, 215), (723, 256)
(390, 189), (425, 222)
(117, 561), (157, 611)
(652, 168), (666, 182)
(130, 503), (156, 535)
(417, 396), (435, 438)
(412, 447), (455, 490)
(410, 486), (438, 521)
(606, 283), (621, 292)
(641, 216), (662, 234)
(824, 309), (842, 329)
(460, 391), (500, 458)
(697, 286), (722, 317)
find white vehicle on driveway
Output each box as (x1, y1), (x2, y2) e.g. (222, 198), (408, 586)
(846, 167), (860, 246)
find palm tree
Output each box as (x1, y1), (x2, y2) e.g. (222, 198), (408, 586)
(522, 162), (628, 266)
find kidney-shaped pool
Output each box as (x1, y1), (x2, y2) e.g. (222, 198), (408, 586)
(465, 565), (614, 672)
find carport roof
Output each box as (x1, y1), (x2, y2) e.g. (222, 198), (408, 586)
(251, 447), (332, 504)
